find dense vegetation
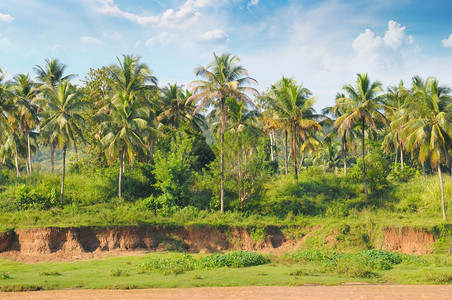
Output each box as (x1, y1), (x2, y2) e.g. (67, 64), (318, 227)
(0, 52), (451, 228)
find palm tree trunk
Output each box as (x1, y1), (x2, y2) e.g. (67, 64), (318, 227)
(50, 143), (55, 173)
(422, 162), (426, 181)
(60, 144), (66, 204)
(362, 118), (368, 200)
(438, 166), (447, 220)
(269, 132), (274, 162)
(25, 158), (30, 176)
(342, 134), (347, 176)
(119, 149), (123, 199)
(284, 129), (288, 176)
(220, 101), (227, 213)
(291, 124), (298, 180)
(400, 147), (404, 171)
(27, 130), (32, 175)
(14, 145), (20, 177)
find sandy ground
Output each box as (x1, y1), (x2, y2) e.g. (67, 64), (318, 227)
(1, 285), (451, 300)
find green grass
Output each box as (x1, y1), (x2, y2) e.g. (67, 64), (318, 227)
(0, 251), (450, 291)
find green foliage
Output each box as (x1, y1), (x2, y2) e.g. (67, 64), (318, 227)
(39, 270), (61, 276)
(137, 254), (196, 275)
(425, 272), (452, 284)
(349, 152), (390, 192)
(108, 269), (129, 277)
(199, 251), (270, 268)
(389, 163), (419, 182)
(0, 272), (11, 280)
(153, 134), (197, 208)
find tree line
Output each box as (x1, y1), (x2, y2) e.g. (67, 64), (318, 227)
(0, 53), (451, 220)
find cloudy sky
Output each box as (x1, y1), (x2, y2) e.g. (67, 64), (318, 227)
(0, 0), (451, 109)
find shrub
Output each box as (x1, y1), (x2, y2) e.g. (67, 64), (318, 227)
(0, 272), (11, 279)
(137, 254), (196, 275)
(39, 270), (61, 276)
(199, 251), (270, 268)
(108, 269), (129, 277)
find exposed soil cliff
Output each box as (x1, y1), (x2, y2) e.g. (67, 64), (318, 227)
(0, 225), (437, 262)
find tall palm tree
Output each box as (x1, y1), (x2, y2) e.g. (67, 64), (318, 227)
(383, 81), (410, 170)
(11, 74), (39, 175)
(267, 77), (321, 180)
(189, 53), (258, 212)
(334, 73), (386, 199)
(34, 58), (76, 172)
(99, 54), (157, 199)
(400, 76), (452, 220)
(35, 80), (89, 203)
(158, 83), (206, 132)
(325, 92), (357, 176)
(33, 58), (76, 88)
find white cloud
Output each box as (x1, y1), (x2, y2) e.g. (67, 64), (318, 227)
(201, 29), (229, 42)
(145, 32), (173, 48)
(247, 0), (259, 9)
(46, 44), (65, 51)
(0, 13), (13, 22)
(95, 0), (215, 28)
(442, 34), (452, 48)
(80, 36), (103, 45)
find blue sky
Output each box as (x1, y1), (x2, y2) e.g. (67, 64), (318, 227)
(1, 0), (451, 109)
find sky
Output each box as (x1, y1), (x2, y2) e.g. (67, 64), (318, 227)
(0, 0), (452, 109)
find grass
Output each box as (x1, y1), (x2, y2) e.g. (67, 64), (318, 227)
(0, 251), (450, 291)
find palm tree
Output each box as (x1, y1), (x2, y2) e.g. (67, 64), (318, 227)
(99, 54), (157, 199)
(158, 83), (206, 132)
(334, 73), (386, 199)
(11, 74), (39, 175)
(188, 53), (258, 212)
(383, 81), (410, 170)
(400, 76), (452, 220)
(34, 58), (76, 172)
(267, 77), (321, 180)
(35, 81), (89, 203)
(33, 58), (76, 88)
(325, 92), (357, 176)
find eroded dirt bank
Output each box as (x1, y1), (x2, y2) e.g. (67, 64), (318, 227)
(0, 225), (436, 262)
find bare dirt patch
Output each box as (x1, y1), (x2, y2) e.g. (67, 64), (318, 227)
(1, 285), (451, 300)
(382, 227), (436, 254)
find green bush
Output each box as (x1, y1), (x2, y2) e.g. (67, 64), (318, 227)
(108, 269), (129, 277)
(349, 152), (390, 192)
(137, 254), (196, 275)
(199, 251), (270, 268)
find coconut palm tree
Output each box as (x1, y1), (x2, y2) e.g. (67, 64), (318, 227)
(383, 81), (410, 170)
(98, 54), (157, 199)
(267, 77), (321, 180)
(35, 80), (89, 203)
(188, 53), (258, 212)
(158, 83), (206, 132)
(34, 58), (76, 172)
(11, 74), (39, 175)
(400, 76), (452, 220)
(334, 73), (386, 200)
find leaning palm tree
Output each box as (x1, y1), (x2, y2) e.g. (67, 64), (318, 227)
(35, 80), (89, 203)
(334, 73), (386, 200)
(399, 76), (452, 220)
(188, 53), (258, 212)
(0, 69), (13, 154)
(11, 74), (39, 175)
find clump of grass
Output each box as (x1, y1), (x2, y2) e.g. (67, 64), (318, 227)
(426, 272), (452, 284)
(108, 269), (129, 277)
(291, 249), (423, 278)
(191, 274), (202, 280)
(137, 254), (196, 275)
(289, 269), (309, 277)
(0, 272), (11, 279)
(198, 251), (270, 268)
(39, 270), (61, 276)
